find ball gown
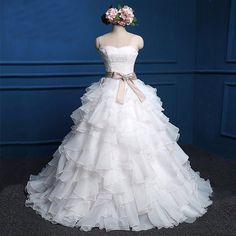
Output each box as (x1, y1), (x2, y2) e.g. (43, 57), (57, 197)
(24, 45), (213, 232)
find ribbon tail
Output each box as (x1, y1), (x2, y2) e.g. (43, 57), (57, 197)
(127, 80), (146, 102)
(116, 79), (126, 104)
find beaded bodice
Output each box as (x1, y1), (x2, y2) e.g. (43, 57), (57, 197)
(98, 45), (139, 74)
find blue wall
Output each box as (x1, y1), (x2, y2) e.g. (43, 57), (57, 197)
(194, 0), (236, 159)
(0, 0), (235, 159)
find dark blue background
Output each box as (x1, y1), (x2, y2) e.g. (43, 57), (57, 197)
(0, 0), (235, 159)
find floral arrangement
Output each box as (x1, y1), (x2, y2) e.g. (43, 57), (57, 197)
(101, 4), (138, 26)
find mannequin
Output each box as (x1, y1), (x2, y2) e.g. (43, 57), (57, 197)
(24, 4), (213, 232)
(95, 24), (144, 51)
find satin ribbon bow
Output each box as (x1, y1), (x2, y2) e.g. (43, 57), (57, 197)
(104, 71), (146, 104)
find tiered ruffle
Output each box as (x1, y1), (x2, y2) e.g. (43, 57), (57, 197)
(25, 77), (213, 232)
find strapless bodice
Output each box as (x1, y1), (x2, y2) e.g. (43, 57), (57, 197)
(98, 45), (139, 74)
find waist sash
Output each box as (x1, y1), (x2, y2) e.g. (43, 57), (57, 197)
(103, 71), (146, 104)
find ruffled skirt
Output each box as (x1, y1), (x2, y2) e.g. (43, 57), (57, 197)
(24, 76), (213, 231)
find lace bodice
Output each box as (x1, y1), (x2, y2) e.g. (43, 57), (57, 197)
(98, 45), (139, 74)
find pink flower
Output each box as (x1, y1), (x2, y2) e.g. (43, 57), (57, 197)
(105, 8), (118, 23)
(103, 5), (137, 26)
(118, 5), (134, 25)
(117, 20), (126, 26)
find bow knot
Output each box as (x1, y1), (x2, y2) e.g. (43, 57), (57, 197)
(122, 74), (132, 80)
(103, 71), (146, 104)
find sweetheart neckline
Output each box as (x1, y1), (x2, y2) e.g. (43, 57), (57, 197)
(98, 45), (139, 53)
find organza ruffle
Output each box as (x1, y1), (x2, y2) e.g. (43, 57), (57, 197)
(25, 77), (213, 232)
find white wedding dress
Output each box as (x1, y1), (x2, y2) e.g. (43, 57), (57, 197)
(25, 45), (213, 232)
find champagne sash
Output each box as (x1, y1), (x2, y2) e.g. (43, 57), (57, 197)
(102, 71), (146, 104)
